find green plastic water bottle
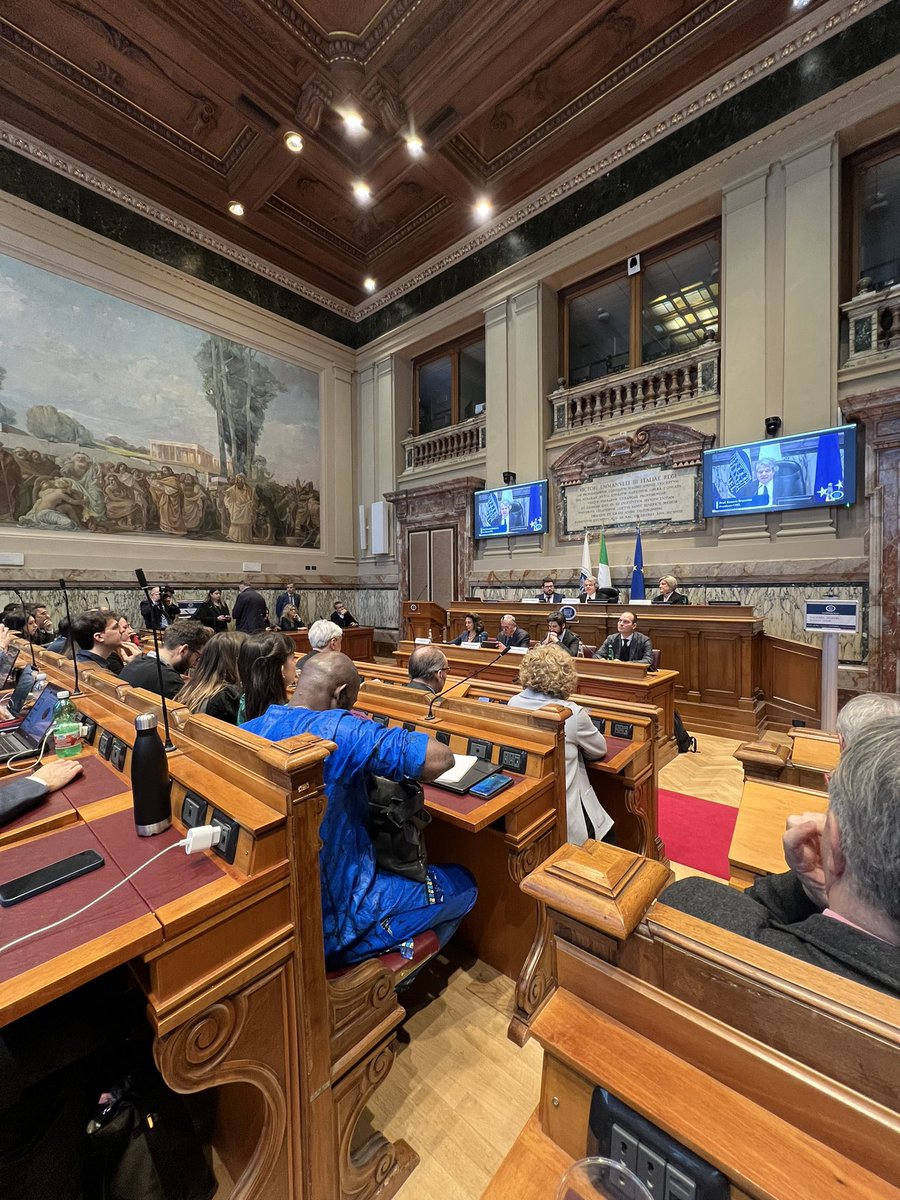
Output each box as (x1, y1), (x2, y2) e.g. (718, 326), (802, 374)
(52, 690), (83, 758)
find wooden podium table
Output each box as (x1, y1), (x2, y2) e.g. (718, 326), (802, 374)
(285, 625), (374, 660)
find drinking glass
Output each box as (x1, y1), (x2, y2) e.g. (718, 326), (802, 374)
(555, 1156), (652, 1200)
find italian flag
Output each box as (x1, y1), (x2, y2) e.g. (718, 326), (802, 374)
(596, 532), (611, 590)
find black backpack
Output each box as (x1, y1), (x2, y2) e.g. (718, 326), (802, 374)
(674, 710), (698, 754)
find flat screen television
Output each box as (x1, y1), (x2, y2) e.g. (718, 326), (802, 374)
(702, 424), (857, 518)
(474, 479), (548, 539)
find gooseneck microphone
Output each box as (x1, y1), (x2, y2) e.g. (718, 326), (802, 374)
(425, 643), (511, 721)
(12, 589), (37, 671)
(57, 579), (81, 697)
(135, 568), (175, 753)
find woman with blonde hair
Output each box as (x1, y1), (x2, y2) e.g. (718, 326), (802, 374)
(176, 631), (245, 724)
(508, 644), (612, 844)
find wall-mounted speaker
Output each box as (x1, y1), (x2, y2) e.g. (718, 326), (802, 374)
(371, 501), (389, 555)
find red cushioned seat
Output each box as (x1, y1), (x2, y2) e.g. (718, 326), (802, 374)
(327, 928), (440, 984)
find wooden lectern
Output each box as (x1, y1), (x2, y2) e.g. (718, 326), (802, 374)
(401, 600), (447, 642)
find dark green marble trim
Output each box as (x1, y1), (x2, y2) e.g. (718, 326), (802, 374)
(1, 2), (898, 350)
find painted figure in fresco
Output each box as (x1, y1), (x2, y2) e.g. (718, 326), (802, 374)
(223, 474), (256, 543)
(148, 467), (187, 537)
(0, 442), (22, 522)
(59, 452), (106, 524)
(18, 477), (86, 530)
(180, 473), (209, 534)
(102, 470), (143, 530)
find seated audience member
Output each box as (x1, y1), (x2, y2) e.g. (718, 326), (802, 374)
(537, 577), (566, 603)
(117, 613), (140, 648)
(3, 611), (39, 644)
(662, 719), (900, 995)
(236, 630), (297, 724)
(232, 579), (269, 634)
(44, 616), (70, 654)
(451, 613), (487, 645)
(541, 612), (581, 657)
(595, 611), (653, 664)
(194, 587), (232, 633)
(407, 646), (449, 695)
(28, 604), (54, 645)
(330, 601), (359, 628)
(498, 614), (530, 649)
(160, 587), (181, 623)
(139, 584), (169, 630)
(652, 575), (689, 605)
(296, 619), (342, 672)
(243, 652), (477, 967)
(119, 620), (211, 698)
(70, 610), (135, 674)
(835, 691), (900, 750)
(509, 645), (611, 844)
(280, 603), (304, 631)
(177, 631), (245, 724)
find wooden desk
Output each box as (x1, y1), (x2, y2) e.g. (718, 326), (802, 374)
(285, 625), (374, 660)
(789, 729), (840, 773)
(728, 778), (829, 889)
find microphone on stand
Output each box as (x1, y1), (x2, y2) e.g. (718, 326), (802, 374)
(425, 643), (511, 722)
(58, 578), (81, 697)
(135, 568), (175, 753)
(12, 589), (37, 671)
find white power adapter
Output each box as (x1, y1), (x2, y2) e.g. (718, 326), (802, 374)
(183, 825), (222, 855)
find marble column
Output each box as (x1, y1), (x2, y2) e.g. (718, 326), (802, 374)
(330, 364), (355, 563)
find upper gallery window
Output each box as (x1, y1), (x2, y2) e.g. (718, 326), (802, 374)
(414, 332), (485, 435)
(561, 225), (720, 387)
(846, 134), (900, 291)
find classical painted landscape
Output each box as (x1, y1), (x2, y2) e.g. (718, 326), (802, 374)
(0, 253), (321, 546)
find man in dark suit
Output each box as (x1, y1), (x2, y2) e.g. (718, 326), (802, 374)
(498, 614), (530, 648)
(661, 720), (900, 996)
(330, 601), (358, 628)
(406, 646), (448, 695)
(536, 577), (566, 602)
(275, 581), (301, 620)
(651, 575), (689, 605)
(595, 611), (653, 663)
(739, 459), (793, 507)
(579, 579), (620, 603)
(232, 580), (268, 633)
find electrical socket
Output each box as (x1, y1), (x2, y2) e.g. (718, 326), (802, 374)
(209, 808), (239, 864)
(611, 1123), (638, 1175)
(665, 1164), (697, 1200)
(637, 1143), (666, 1195)
(181, 792), (206, 828)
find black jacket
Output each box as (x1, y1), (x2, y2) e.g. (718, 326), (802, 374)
(232, 588), (268, 634)
(120, 653), (185, 700)
(194, 600), (231, 631)
(498, 627), (530, 648)
(595, 631), (653, 664)
(651, 591), (688, 605)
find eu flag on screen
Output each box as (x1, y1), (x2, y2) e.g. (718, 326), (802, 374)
(630, 527), (645, 600)
(813, 431), (844, 502)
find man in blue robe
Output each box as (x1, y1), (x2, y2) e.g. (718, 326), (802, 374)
(243, 653), (477, 967)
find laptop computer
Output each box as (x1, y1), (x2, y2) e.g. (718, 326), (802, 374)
(0, 646), (20, 689)
(0, 684), (61, 761)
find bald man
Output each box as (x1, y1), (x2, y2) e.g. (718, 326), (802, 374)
(242, 653), (477, 968)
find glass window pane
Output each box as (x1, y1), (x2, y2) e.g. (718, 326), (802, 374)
(859, 153), (900, 288)
(459, 340), (486, 420)
(567, 278), (631, 384)
(418, 356), (452, 433)
(641, 237), (719, 363)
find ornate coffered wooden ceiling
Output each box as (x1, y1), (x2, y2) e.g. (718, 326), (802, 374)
(1, 0), (828, 305)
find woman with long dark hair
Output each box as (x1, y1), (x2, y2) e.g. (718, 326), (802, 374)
(177, 631), (245, 723)
(451, 612), (487, 645)
(194, 587), (232, 633)
(236, 630), (297, 724)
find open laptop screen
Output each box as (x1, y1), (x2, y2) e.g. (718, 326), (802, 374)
(19, 684), (61, 743)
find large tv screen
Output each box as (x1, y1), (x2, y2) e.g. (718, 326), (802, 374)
(703, 425), (857, 518)
(474, 480), (548, 539)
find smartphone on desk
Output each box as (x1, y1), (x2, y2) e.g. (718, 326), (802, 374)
(0, 849), (104, 907)
(468, 773), (514, 799)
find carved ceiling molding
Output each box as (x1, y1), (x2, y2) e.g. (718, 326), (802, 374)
(265, 196), (367, 261)
(253, 0), (429, 65)
(0, 122), (356, 320)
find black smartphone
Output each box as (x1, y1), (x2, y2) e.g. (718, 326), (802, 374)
(468, 773), (514, 799)
(0, 849), (104, 907)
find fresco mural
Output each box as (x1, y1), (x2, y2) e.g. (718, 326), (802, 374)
(0, 253), (320, 546)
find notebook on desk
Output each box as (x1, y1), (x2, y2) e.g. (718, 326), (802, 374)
(431, 753), (501, 795)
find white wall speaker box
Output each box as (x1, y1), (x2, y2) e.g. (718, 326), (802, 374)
(358, 504), (368, 550)
(371, 501), (389, 555)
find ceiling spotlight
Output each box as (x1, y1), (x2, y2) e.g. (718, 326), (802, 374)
(406, 135), (424, 156)
(473, 198), (493, 221)
(228, 201), (245, 217)
(363, 277), (377, 293)
(353, 182), (372, 204)
(344, 111), (365, 133)
(283, 131), (304, 153)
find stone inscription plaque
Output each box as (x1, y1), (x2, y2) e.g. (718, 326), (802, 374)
(564, 465), (699, 535)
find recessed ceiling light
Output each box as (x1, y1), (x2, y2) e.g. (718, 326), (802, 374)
(363, 277), (377, 293)
(406, 135), (424, 156)
(344, 111), (365, 133)
(283, 131), (304, 153)
(473, 198), (493, 221)
(353, 182), (372, 204)
(228, 201), (245, 217)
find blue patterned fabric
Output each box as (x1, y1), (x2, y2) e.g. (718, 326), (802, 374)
(243, 705), (477, 966)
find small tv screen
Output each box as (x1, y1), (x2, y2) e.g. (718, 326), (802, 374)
(703, 425), (857, 518)
(474, 480), (548, 539)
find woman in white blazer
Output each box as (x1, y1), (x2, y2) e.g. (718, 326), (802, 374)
(508, 644), (613, 844)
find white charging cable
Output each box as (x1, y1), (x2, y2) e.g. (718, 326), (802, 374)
(5, 729), (54, 773)
(0, 824), (221, 957)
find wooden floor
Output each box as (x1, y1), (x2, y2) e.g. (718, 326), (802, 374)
(367, 732), (747, 1199)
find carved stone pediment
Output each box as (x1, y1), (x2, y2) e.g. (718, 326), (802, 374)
(551, 422), (714, 486)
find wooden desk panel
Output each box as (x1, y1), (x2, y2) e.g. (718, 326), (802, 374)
(728, 779), (829, 889)
(286, 625), (374, 660)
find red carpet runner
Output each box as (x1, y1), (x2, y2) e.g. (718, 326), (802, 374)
(657, 789), (739, 880)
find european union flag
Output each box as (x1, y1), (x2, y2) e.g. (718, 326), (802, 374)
(813, 432), (844, 502)
(630, 527), (645, 600)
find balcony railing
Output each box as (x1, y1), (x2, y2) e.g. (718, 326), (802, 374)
(841, 282), (900, 366)
(401, 414), (486, 473)
(548, 344), (719, 434)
